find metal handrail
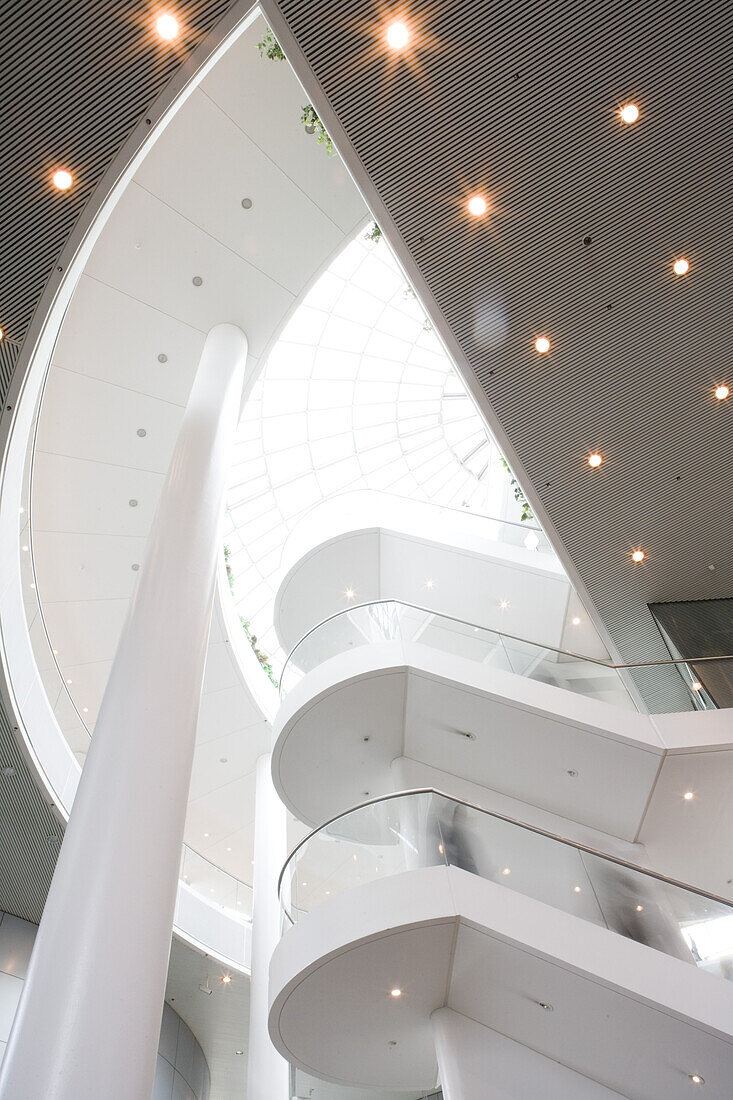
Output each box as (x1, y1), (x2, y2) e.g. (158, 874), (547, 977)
(277, 787), (733, 912)
(280, 598), (732, 698)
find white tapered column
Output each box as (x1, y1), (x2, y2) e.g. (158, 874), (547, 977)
(0, 324), (247, 1100)
(247, 753), (290, 1099)
(432, 1007), (471, 1100)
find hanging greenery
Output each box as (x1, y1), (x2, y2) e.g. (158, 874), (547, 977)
(499, 457), (535, 523)
(256, 27), (285, 61)
(403, 285), (433, 332)
(301, 104), (335, 156)
(364, 221), (382, 243)
(223, 545), (279, 688)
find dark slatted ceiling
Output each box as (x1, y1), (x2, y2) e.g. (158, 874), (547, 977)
(270, 0), (733, 709)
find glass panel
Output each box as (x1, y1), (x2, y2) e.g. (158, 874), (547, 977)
(280, 792), (733, 982)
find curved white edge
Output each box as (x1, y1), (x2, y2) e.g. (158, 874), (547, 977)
(0, 0), (262, 965)
(174, 883), (252, 975)
(269, 865), (733, 1092)
(272, 639), (664, 825)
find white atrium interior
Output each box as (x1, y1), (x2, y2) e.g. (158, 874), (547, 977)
(0, 3), (731, 1099)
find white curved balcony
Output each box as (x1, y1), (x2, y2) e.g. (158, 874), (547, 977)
(273, 600), (732, 844)
(270, 790), (733, 1098)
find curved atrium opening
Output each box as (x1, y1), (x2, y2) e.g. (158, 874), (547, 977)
(1, 4), (732, 1100)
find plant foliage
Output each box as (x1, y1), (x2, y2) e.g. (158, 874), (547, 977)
(257, 27), (285, 61)
(301, 104), (335, 156)
(223, 545), (279, 688)
(499, 457), (535, 522)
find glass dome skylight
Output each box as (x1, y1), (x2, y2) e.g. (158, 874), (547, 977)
(224, 228), (523, 669)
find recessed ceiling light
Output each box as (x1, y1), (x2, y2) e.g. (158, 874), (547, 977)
(83, 707), (88, 713)
(619, 103), (639, 125)
(157, 353), (168, 364)
(386, 20), (409, 49)
(66, 678), (72, 685)
(221, 975), (232, 984)
(499, 599), (509, 610)
(574, 885), (582, 893)
(129, 499), (138, 508)
(344, 587), (355, 599)
(241, 197), (253, 210)
(673, 257), (690, 276)
(467, 194), (488, 217)
(390, 987), (402, 997)
(203, 832), (210, 838)
(535, 336), (550, 354)
(0, 327), (4, 341)
(538, 1001), (553, 1011)
(52, 169), (73, 191)
(502, 867), (511, 875)
(572, 616), (581, 626)
(235, 1049), (244, 1055)
(691, 681), (702, 691)
(155, 13), (179, 40)
(689, 1074), (705, 1085)
(588, 453), (603, 468)
(631, 549), (645, 563)
(636, 904), (644, 912)
(426, 578), (435, 589)
(21, 545), (28, 552)
(714, 384), (729, 400)
(684, 791), (694, 800)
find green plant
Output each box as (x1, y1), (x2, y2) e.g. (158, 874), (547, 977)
(223, 545), (279, 688)
(499, 457), (534, 522)
(403, 284), (433, 332)
(257, 27), (285, 61)
(364, 221), (382, 243)
(301, 104), (334, 156)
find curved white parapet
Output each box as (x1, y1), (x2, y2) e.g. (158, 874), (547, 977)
(270, 864), (733, 1098)
(273, 634), (664, 839)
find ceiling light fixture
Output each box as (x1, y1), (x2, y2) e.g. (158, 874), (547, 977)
(385, 20), (409, 49)
(344, 587), (355, 599)
(673, 257), (690, 276)
(691, 681), (702, 691)
(689, 1075), (705, 1086)
(619, 103), (639, 125)
(390, 988), (402, 998)
(467, 194), (488, 217)
(499, 599), (509, 610)
(636, 905), (644, 912)
(52, 169), (73, 191)
(155, 13), (179, 40)
(715, 384), (729, 400)
(684, 791), (694, 801)
(572, 616), (581, 626)
(426, 578), (435, 589)
(535, 336), (550, 354)
(588, 453), (603, 468)
(502, 867), (511, 875)
(574, 885), (582, 893)
(0, 327), (4, 341)
(221, 975), (232, 984)
(631, 549), (645, 563)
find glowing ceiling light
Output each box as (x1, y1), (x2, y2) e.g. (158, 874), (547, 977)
(385, 20), (409, 49)
(572, 616), (581, 626)
(535, 336), (550, 354)
(689, 1074), (705, 1085)
(344, 587), (355, 599)
(619, 103), (639, 125)
(0, 327), (4, 341)
(390, 987), (402, 997)
(714, 384), (729, 400)
(155, 13), (179, 40)
(502, 867), (511, 875)
(574, 885), (582, 893)
(425, 578), (435, 589)
(636, 904), (644, 912)
(467, 195), (488, 217)
(221, 975), (232, 985)
(691, 681), (702, 692)
(588, 453), (603, 468)
(631, 549), (645, 563)
(683, 791), (694, 800)
(52, 169), (73, 191)
(673, 257), (690, 276)
(499, 599), (509, 610)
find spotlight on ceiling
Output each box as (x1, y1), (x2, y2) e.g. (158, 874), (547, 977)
(534, 337), (550, 354)
(683, 791), (694, 801)
(619, 103), (639, 125)
(390, 987), (402, 998)
(688, 1074), (705, 1085)
(588, 453), (603, 468)
(52, 170), (73, 191)
(673, 257), (690, 276)
(467, 195), (488, 217)
(572, 616), (581, 626)
(631, 549), (645, 563)
(155, 13), (180, 40)
(221, 975), (232, 985)
(714, 384), (729, 401)
(386, 20), (409, 49)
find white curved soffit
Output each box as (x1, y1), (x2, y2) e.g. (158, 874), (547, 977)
(0, 2), (366, 969)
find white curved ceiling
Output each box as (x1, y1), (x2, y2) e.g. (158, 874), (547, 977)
(29, 12), (365, 890)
